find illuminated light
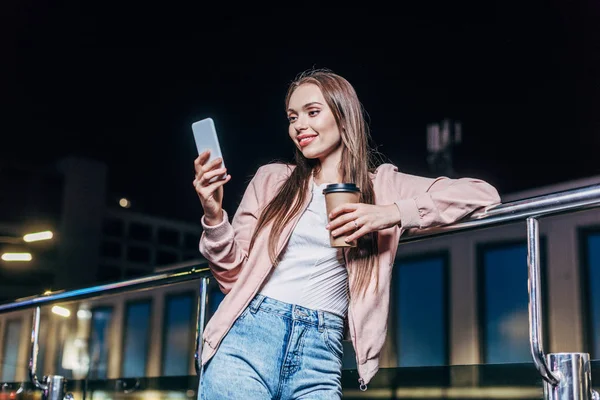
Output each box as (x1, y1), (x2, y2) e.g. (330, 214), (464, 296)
(51, 306), (71, 317)
(119, 198), (131, 208)
(341, 386), (542, 398)
(77, 309), (92, 319)
(23, 230), (53, 242)
(1, 252), (32, 261)
(44, 290), (52, 295)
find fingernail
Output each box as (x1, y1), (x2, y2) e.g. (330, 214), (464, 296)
(325, 224), (330, 229)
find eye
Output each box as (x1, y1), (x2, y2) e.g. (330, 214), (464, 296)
(308, 110), (320, 117)
(288, 115), (297, 123)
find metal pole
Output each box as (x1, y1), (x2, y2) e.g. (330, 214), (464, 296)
(527, 218), (559, 385)
(45, 375), (66, 400)
(29, 307), (48, 392)
(527, 218), (599, 399)
(544, 353), (598, 400)
(195, 277), (209, 374)
(29, 307), (73, 400)
(195, 277), (209, 399)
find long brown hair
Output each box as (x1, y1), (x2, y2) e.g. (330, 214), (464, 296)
(249, 69), (381, 297)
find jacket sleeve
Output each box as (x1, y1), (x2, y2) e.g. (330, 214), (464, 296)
(381, 165), (501, 230)
(199, 168), (263, 293)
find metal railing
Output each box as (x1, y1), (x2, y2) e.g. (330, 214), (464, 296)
(1, 183), (600, 399)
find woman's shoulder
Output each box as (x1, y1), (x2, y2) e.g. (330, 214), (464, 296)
(372, 163), (400, 179)
(250, 162), (295, 187)
(256, 162), (295, 176)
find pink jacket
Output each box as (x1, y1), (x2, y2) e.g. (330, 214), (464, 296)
(199, 163), (500, 388)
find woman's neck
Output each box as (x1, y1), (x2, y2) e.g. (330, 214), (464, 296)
(314, 158), (342, 185)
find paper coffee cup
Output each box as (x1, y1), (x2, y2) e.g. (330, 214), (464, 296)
(323, 183), (361, 248)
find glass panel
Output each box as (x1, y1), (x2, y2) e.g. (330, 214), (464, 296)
(585, 231), (600, 357)
(480, 241), (546, 363)
(102, 218), (124, 237)
(126, 245), (151, 264)
(58, 362), (560, 399)
(37, 316), (48, 376)
(89, 307), (113, 379)
(128, 222), (152, 241)
(54, 314), (74, 379)
(156, 250), (179, 266)
(209, 288), (225, 317)
(122, 301), (151, 377)
(396, 256), (447, 366)
(162, 294), (194, 376)
(157, 228), (179, 247)
(101, 240), (123, 259)
(1, 319), (22, 382)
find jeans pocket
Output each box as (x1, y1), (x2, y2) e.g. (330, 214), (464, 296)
(323, 327), (344, 363)
(236, 305), (251, 322)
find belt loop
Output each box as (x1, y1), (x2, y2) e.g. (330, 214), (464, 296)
(318, 310), (324, 332)
(250, 294), (266, 314)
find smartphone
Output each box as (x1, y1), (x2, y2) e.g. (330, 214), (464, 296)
(192, 117), (226, 183)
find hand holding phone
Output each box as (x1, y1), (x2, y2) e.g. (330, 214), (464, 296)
(192, 118), (231, 225)
(192, 118), (227, 183)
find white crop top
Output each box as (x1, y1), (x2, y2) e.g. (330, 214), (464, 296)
(259, 182), (349, 317)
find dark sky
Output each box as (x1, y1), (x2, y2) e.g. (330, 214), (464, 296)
(2, 2), (600, 223)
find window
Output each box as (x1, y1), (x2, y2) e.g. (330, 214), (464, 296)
(158, 228), (180, 247)
(101, 241), (123, 259)
(97, 264), (122, 283)
(394, 254), (448, 367)
(122, 301), (152, 377)
(125, 268), (147, 278)
(128, 222), (152, 241)
(36, 316), (49, 376)
(209, 288), (226, 317)
(89, 307), (113, 379)
(182, 252), (199, 262)
(162, 293), (195, 376)
(54, 317), (74, 379)
(581, 229), (600, 358)
(1, 319), (23, 382)
(478, 240), (548, 363)
(184, 233), (200, 251)
(103, 218), (124, 237)
(156, 250), (179, 266)
(127, 245), (151, 264)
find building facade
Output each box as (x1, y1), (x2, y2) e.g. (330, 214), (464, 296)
(0, 156), (204, 301)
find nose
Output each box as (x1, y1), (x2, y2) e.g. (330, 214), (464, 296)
(293, 114), (309, 131)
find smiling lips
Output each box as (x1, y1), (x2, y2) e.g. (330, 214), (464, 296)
(297, 134), (317, 147)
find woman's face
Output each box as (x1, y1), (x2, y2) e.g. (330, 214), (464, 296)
(287, 83), (342, 162)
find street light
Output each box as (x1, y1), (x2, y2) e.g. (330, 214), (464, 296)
(1, 252), (32, 261)
(23, 230), (53, 242)
(0, 230), (54, 262)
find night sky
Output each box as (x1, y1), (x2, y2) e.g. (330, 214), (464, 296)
(3, 2), (599, 223)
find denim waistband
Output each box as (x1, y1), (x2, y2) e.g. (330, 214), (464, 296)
(248, 294), (345, 332)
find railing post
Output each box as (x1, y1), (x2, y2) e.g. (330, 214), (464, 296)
(30, 307), (73, 400)
(527, 218), (599, 400)
(195, 276), (209, 399)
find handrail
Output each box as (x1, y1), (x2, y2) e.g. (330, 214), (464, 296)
(399, 183), (600, 243)
(0, 265), (212, 314)
(0, 183), (598, 398)
(0, 184), (599, 313)
(527, 218), (559, 385)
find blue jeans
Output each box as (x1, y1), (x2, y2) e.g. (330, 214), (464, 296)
(200, 294), (345, 399)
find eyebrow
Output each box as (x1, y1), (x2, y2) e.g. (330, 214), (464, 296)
(287, 102), (323, 113)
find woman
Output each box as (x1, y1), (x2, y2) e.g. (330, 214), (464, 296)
(193, 69), (500, 399)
